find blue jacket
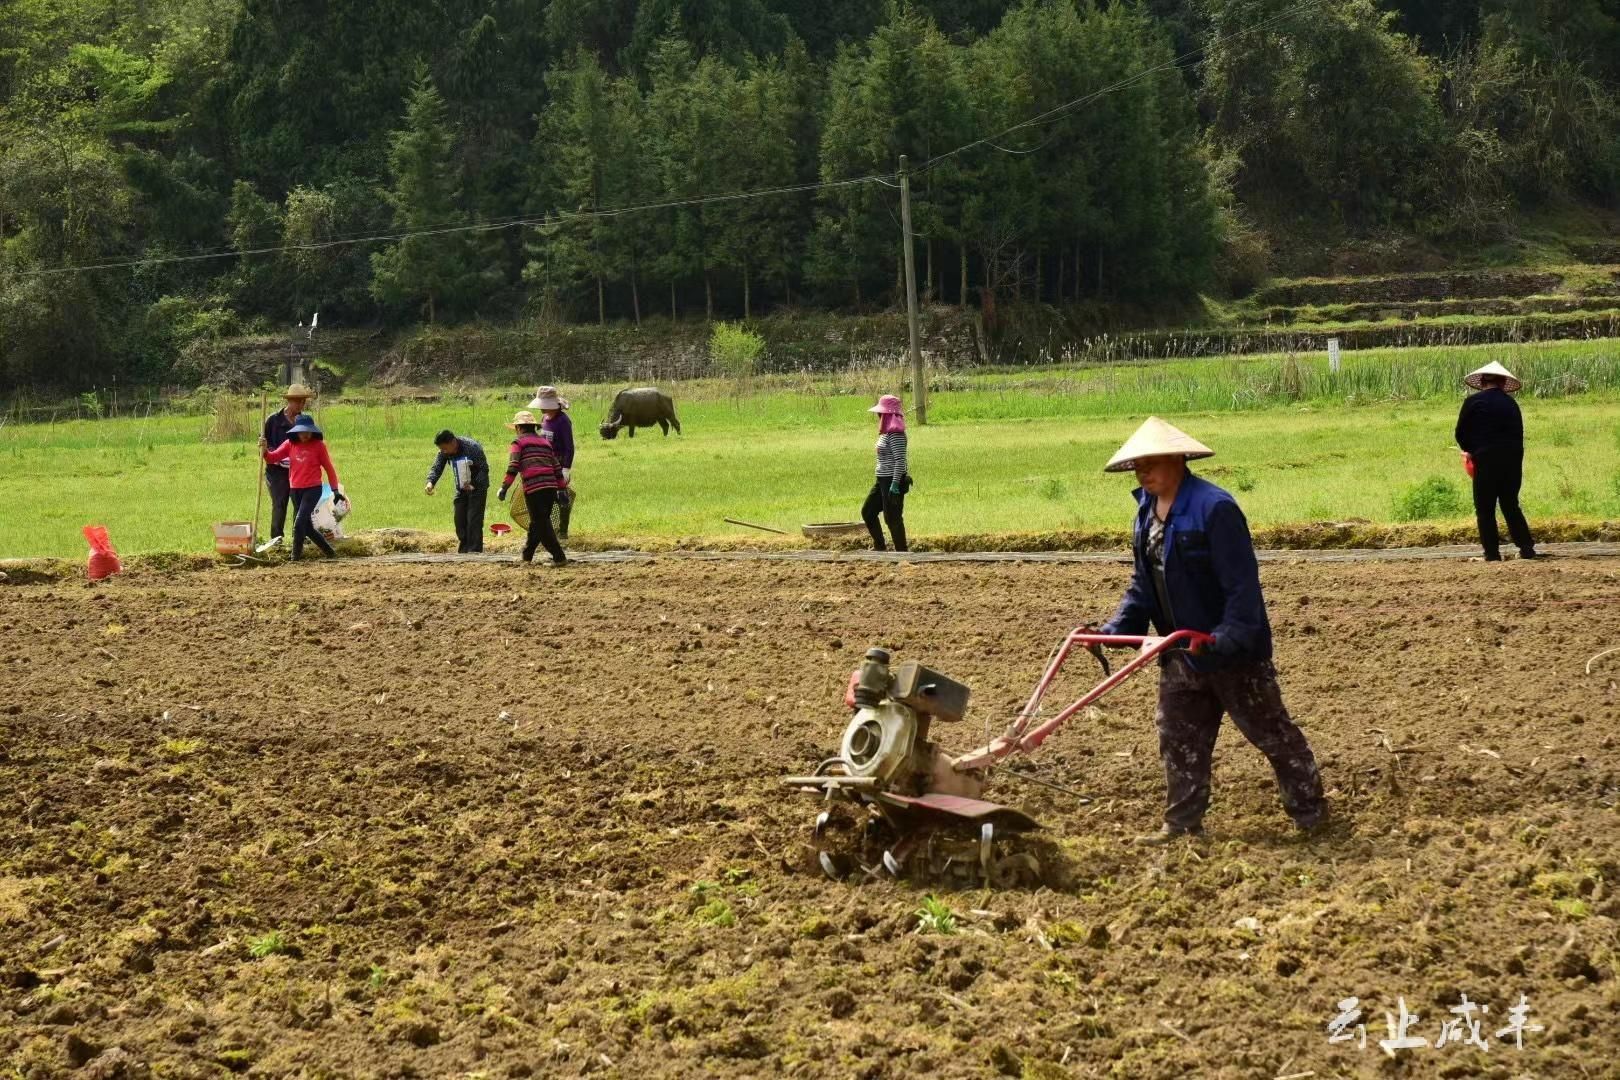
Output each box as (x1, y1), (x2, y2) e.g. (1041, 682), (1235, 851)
(427, 436), (490, 493)
(1100, 471), (1272, 670)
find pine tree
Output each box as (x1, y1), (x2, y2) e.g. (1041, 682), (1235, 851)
(370, 73), (469, 324)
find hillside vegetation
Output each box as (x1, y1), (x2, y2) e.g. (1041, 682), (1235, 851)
(3, 0), (1619, 393)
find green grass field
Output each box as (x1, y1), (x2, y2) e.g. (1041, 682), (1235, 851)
(4, 339), (1618, 560)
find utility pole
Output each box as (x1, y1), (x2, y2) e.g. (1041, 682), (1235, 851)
(898, 155), (927, 425)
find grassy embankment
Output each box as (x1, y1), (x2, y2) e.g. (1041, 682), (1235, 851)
(3, 339), (1618, 560)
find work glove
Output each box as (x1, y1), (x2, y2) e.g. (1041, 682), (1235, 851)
(496, 486), (508, 502)
(424, 483), (435, 496)
(888, 480), (902, 496)
(561, 468), (571, 485)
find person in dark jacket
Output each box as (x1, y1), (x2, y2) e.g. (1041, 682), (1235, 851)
(496, 410), (567, 566)
(1097, 417), (1327, 844)
(425, 430), (490, 554)
(862, 394), (911, 551)
(1455, 361), (1538, 562)
(257, 383), (316, 546)
(530, 386), (575, 540)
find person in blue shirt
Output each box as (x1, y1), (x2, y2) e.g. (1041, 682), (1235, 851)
(1097, 417), (1327, 844)
(425, 430), (490, 553)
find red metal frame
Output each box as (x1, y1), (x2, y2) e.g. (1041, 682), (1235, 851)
(953, 628), (1215, 770)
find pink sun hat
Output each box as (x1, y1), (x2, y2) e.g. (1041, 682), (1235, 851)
(868, 394), (904, 415)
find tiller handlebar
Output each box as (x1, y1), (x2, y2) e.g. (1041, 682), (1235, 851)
(953, 628), (1215, 771)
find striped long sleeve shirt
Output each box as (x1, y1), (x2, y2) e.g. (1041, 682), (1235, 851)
(503, 433), (561, 495)
(875, 431), (908, 479)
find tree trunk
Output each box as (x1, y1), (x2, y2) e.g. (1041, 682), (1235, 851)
(596, 274), (605, 326)
(926, 240), (934, 299)
(427, 292), (436, 325)
(1035, 252), (1043, 302)
(1056, 246), (1066, 304)
(631, 270), (641, 328)
(670, 280), (677, 319)
(1097, 247), (1104, 298)
(1075, 242), (1082, 302)
(705, 271), (713, 321)
(959, 246), (968, 310)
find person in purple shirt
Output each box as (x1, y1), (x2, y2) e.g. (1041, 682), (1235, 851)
(529, 386), (576, 540)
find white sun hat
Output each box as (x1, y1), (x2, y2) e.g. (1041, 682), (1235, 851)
(527, 385), (568, 410)
(1464, 361), (1521, 393)
(1104, 416), (1216, 473)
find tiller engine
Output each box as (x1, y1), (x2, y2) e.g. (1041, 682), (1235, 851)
(783, 628), (1213, 885)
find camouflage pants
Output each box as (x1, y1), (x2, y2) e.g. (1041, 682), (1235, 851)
(1155, 654), (1325, 830)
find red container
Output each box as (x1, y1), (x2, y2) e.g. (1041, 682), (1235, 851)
(1462, 452), (1476, 479)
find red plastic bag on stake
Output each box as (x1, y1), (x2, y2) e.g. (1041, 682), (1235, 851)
(83, 525), (123, 581)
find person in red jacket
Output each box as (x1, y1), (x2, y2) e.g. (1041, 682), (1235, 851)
(262, 417), (345, 560)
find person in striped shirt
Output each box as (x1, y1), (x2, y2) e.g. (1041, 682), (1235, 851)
(862, 394), (911, 552)
(495, 410), (568, 566)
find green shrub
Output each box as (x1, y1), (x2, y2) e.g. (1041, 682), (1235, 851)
(1392, 477), (1465, 520)
(710, 322), (765, 380)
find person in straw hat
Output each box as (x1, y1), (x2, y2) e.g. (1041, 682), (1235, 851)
(528, 386), (576, 540)
(257, 383), (317, 547)
(1097, 417), (1327, 844)
(1455, 361), (1538, 562)
(496, 410), (567, 566)
(861, 394), (912, 552)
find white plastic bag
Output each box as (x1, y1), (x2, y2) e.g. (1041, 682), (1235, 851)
(313, 483), (347, 540)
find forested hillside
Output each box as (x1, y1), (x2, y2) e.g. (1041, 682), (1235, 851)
(2, 0), (1617, 392)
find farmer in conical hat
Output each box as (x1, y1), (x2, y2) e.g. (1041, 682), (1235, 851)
(1097, 417), (1326, 844)
(528, 386), (576, 540)
(258, 383), (317, 547)
(1456, 361), (1537, 562)
(496, 410), (567, 566)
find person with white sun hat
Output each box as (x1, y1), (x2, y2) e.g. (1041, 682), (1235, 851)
(1096, 417), (1327, 844)
(1455, 361), (1537, 562)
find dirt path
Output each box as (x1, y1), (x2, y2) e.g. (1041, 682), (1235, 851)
(349, 540), (1620, 566)
(2, 557), (1617, 1078)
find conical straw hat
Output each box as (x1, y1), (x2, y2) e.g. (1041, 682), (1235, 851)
(1103, 417), (1215, 473)
(1464, 360), (1521, 393)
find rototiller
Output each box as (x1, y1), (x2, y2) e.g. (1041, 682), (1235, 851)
(783, 626), (1213, 885)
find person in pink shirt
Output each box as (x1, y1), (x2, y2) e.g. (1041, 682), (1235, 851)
(262, 417), (345, 560)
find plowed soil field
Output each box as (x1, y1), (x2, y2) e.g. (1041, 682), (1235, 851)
(3, 556), (1618, 1079)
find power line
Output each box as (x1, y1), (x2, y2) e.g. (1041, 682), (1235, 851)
(10, 172), (892, 278)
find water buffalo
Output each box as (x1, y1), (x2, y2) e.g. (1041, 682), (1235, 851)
(599, 387), (682, 439)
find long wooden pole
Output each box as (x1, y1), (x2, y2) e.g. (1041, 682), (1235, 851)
(252, 390), (266, 541)
(898, 155), (927, 425)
